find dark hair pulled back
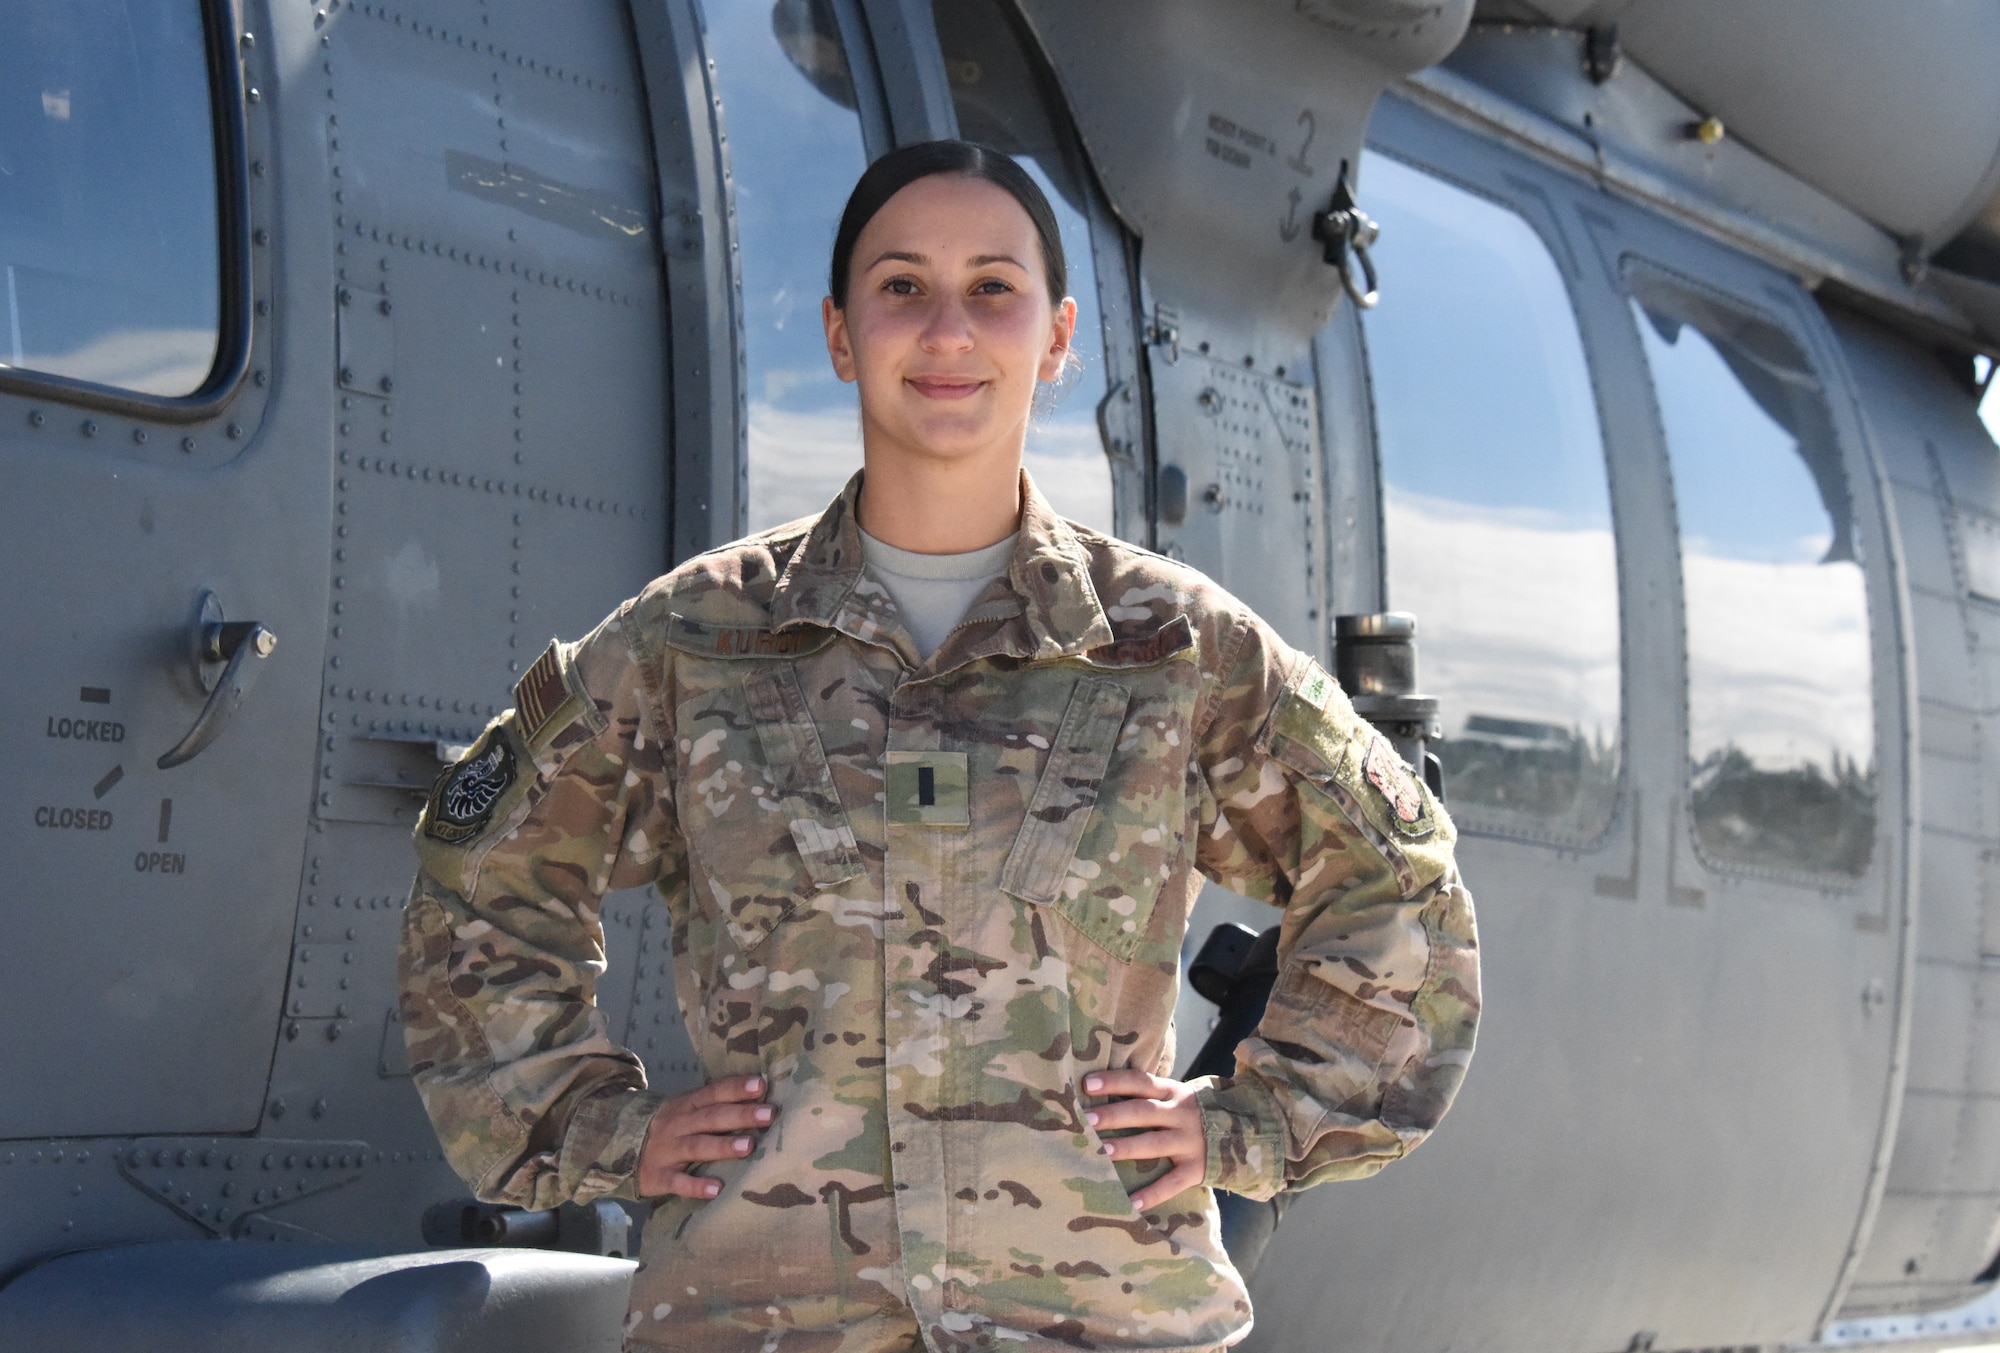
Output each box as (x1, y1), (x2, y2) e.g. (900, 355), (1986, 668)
(828, 139), (1067, 308)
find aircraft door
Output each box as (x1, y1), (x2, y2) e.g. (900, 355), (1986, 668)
(1240, 97), (1907, 1352)
(0, 0), (325, 1138)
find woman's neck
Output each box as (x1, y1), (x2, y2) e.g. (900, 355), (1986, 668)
(854, 450), (1024, 554)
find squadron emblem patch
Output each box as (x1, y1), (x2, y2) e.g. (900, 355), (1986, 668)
(1363, 734), (1431, 836)
(424, 730), (516, 844)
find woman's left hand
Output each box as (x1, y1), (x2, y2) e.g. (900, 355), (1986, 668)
(1081, 1069), (1208, 1212)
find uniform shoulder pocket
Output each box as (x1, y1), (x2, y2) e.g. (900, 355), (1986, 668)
(1262, 658), (1455, 898)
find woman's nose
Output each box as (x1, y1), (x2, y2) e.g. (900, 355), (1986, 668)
(918, 295), (975, 353)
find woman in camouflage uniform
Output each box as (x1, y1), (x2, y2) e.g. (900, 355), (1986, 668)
(401, 140), (1479, 1352)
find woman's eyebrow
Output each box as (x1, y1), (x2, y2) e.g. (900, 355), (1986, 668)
(864, 250), (1027, 271)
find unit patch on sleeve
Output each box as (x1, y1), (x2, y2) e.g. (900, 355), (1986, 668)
(513, 641), (584, 750)
(1363, 733), (1433, 838)
(424, 729), (517, 844)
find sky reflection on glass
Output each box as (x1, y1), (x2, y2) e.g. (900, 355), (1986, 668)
(1634, 300), (1873, 776)
(0, 1), (219, 395)
(1364, 151), (1621, 835)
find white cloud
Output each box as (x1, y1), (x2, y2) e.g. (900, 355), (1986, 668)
(1387, 490), (1620, 743)
(745, 402), (862, 534)
(1387, 489), (1873, 773)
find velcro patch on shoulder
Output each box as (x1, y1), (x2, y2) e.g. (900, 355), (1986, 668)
(1084, 614), (1194, 667)
(666, 613), (832, 660)
(422, 725), (518, 845)
(1360, 733), (1436, 839)
(1269, 658), (1352, 780)
(513, 641), (588, 752)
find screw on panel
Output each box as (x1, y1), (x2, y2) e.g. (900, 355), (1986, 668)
(80, 419), (96, 437)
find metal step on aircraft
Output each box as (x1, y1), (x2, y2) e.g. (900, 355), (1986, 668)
(2, 0), (1999, 1349)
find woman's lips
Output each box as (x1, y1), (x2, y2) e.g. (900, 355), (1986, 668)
(906, 375), (985, 400)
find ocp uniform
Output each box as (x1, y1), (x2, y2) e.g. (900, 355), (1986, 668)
(400, 472), (1480, 1353)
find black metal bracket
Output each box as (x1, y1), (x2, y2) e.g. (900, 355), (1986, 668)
(1311, 161), (1380, 309)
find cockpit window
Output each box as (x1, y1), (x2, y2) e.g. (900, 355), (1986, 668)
(714, 0), (872, 534)
(1629, 270), (1876, 878)
(933, 0), (1112, 532)
(0, 1), (221, 397)
(1362, 152), (1622, 844)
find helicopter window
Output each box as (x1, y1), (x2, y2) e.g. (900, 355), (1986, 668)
(1362, 152), (1622, 845)
(1630, 273), (1875, 878)
(932, 0), (1113, 532)
(713, 0), (873, 534)
(0, 0), (222, 397)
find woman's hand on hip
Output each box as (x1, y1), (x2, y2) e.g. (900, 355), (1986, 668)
(1081, 1069), (1207, 1213)
(637, 1074), (773, 1199)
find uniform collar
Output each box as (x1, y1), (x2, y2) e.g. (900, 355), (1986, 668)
(770, 469), (1114, 664)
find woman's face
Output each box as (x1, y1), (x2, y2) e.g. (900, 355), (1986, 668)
(823, 174), (1076, 473)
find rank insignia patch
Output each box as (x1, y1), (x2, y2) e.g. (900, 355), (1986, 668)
(1363, 734), (1432, 837)
(424, 730), (516, 844)
(883, 750), (970, 827)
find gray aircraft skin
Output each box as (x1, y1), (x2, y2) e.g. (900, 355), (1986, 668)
(2, 0), (2000, 1349)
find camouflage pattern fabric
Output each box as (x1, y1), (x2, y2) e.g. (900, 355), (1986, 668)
(401, 471), (1479, 1352)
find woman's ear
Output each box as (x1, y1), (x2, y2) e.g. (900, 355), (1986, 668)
(1038, 295), (1078, 383)
(823, 295), (858, 383)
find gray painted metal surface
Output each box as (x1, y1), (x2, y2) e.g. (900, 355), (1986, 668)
(2, 1), (1999, 1349)
(0, 1242), (634, 1352)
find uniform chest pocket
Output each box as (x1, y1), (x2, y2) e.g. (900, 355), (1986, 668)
(676, 666), (862, 950)
(999, 676), (1188, 962)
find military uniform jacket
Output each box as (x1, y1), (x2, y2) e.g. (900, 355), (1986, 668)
(401, 472), (1479, 1353)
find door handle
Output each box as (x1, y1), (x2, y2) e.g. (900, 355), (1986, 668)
(157, 589), (278, 770)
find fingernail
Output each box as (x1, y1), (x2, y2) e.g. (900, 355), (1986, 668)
(754, 1106), (773, 1125)
(1084, 1075), (1102, 1093)
(1101, 1142), (1114, 1155)
(1085, 1111), (1099, 1126)
(705, 1181), (721, 1198)
(746, 1075), (764, 1094)
(734, 1136), (753, 1153)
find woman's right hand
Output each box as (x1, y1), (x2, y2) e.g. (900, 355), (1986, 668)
(636, 1074), (774, 1199)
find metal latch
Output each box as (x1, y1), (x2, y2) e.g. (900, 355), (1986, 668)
(1311, 161), (1380, 310)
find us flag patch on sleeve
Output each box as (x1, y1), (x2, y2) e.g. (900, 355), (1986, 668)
(513, 641), (584, 750)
